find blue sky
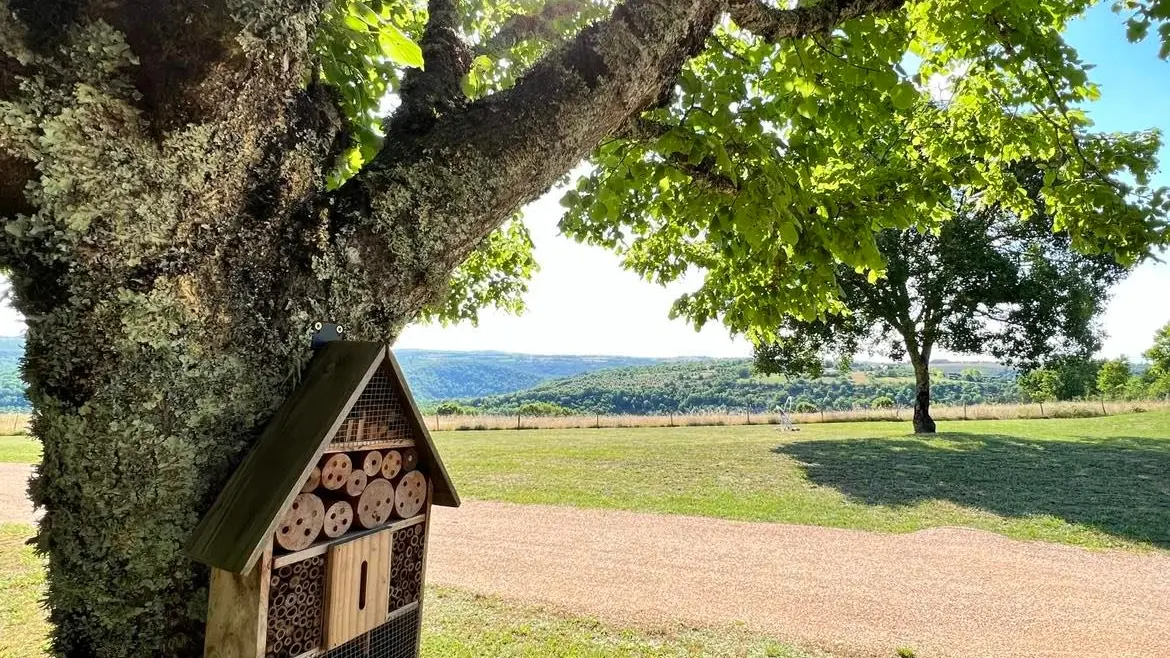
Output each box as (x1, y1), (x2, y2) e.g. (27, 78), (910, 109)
(398, 3), (1170, 359)
(0, 3), (1165, 360)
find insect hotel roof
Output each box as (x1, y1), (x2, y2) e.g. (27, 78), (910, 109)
(185, 341), (459, 574)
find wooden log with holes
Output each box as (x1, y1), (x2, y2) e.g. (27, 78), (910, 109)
(381, 449), (402, 479)
(360, 450), (382, 477)
(350, 477), (395, 529)
(318, 453), (352, 491)
(273, 493), (325, 552)
(343, 469), (367, 497)
(299, 467), (321, 494)
(393, 471), (427, 519)
(399, 447), (418, 473)
(322, 500), (354, 538)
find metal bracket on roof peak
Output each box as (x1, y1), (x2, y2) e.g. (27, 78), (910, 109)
(310, 321), (346, 349)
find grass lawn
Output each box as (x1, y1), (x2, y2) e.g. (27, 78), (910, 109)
(1, 524), (51, 658)
(435, 411), (1170, 551)
(0, 524), (827, 658)
(0, 435), (38, 464)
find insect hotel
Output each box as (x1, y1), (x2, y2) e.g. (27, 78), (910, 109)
(186, 341), (459, 658)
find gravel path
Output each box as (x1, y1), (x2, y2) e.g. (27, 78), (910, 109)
(3, 469), (1167, 657)
(0, 463), (36, 524)
(428, 501), (1170, 658)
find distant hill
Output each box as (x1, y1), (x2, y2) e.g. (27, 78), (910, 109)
(0, 339), (661, 407)
(393, 349), (661, 400)
(450, 359), (1018, 414)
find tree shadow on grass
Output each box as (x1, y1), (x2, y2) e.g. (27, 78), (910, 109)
(774, 433), (1170, 548)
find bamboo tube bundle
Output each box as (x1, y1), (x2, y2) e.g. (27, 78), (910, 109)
(381, 449), (402, 479)
(360, 450), (382, 476)
(273, 493), (324, 551)
(318, 453), (352, 491)
(343, 469), (367, 497)
(399, 447), (418, 473)
(322, 501), (353, 538)
(299, 467), (320, 493)
(352, 477), (394, 529)
(393, 471), (427, 519)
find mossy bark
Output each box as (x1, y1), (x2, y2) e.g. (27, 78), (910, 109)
(0, 0), (731, 655)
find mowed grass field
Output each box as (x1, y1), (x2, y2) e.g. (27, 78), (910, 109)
(435, 411), (1170, 552)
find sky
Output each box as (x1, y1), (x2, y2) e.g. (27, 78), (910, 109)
(1, 3), (1168, 361)
(398, 3), (1170, 359)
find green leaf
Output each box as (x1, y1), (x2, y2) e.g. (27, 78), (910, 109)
(379, 25), (424, 68)
(355, 2), (382, 26)
(797, 98), (818, 120)
(891, 83), (917, 110)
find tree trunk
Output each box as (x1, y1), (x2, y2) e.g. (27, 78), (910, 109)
(911, 357), (936, 434)
(0, 0), (909, 654)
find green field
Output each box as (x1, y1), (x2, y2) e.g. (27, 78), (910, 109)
(435, 411), (1170, 551)
(0, 524), (824, 658)
(0, 435), (38, 464)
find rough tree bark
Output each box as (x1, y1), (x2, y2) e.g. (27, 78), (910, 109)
(909, 348), (936, 434)
(0, 0), (905, 655)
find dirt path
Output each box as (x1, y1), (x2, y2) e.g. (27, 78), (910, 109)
(3, 470), (1167, 657)
(428, 501), (1170, 658)
(0, 463), (36, 524)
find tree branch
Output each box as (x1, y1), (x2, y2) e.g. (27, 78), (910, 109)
(477, 0), (586, 57)
(394, 0), (472, 131)
(727, 0), (905, 42)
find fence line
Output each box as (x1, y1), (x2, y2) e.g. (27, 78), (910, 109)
(427, 399), (1170, 432)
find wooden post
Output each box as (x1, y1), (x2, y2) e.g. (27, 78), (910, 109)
(204, 543), (272, 658)
(516, 412), (521, 430)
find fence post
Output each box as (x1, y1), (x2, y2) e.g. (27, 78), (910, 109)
(516, 412), (521, 430)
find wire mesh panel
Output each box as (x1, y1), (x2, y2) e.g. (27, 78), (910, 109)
(265, 556), (326, 658)
(331, 367), (416, 449)
(320, 607), (421, 658)
(389, 523), (425, 610)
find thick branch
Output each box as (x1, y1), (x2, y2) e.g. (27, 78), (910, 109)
(478, 0), (586, 57)
(395, 0), (472, 130)
(727, 0), (905, 42)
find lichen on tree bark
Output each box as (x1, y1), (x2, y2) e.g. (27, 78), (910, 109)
(0, 0), (912, 654)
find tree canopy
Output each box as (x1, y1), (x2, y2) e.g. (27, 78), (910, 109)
(3, 0), (1170, 655)
(751, 181), (1130, 431)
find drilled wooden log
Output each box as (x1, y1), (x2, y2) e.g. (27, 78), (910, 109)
(393, 471), (427, 519)
(400, 447), (418, 473)
(360, 450), (383, 477)
(381, 450), (402, 479)
(352, 477), (395, 529)
(319, 453), (352, 491)
(274, 493), (324, 552)
(322, 500), (354, 538)
(344, 469), (368, 497)
(299, 466), (321, 493)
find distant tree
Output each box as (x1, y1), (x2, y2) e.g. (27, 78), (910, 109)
(754, 182), (1129, 434)
(871, 396), (895, 409)
(960, 368), (984, 382)
(1144, 322), (1170, 398)
(1045, 355), (1102, 400)
(517, 401), (574, 417)
(793, 400), (818, 414)
(1097, 358), (1133, 400)
(1018, 368), (1060, 414)
(435, 401), (474, 415)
